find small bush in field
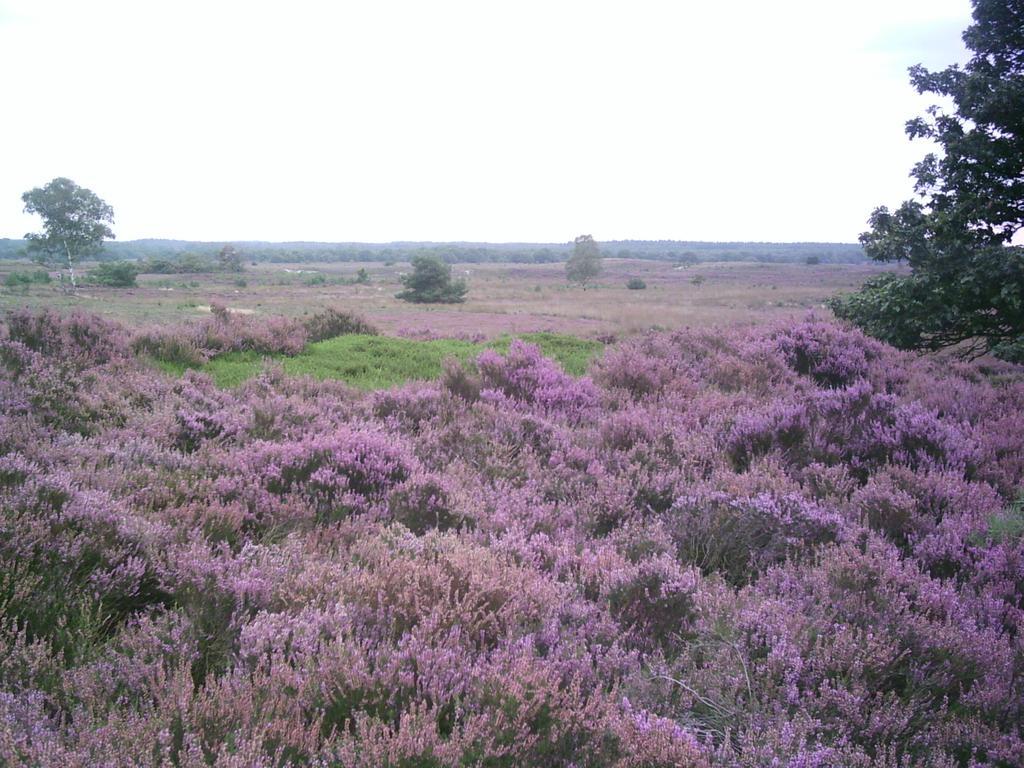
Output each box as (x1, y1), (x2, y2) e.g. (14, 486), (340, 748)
(87, 261), (139, 287)
(627, 277), (647, 290)
(302, 308), (378, 342)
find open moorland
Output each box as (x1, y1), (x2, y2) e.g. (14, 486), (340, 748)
(0, 258), (893, 339)
(2, 265), (1023, 765)
(4, 0), (1021, 760)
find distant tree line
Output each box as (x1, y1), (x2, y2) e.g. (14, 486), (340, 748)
(0, 237), (867, 266)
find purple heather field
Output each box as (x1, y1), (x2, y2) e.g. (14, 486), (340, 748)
(2, 307), (1023, 767)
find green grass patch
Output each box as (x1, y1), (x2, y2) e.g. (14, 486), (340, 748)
(167, 332), (603, 390)
(984, 496), (1024, 544)
(254, 335), (481, 390)
(151, 358), (193, 378)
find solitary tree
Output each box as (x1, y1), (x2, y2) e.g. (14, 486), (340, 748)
(396, 256), (467, 303)
(566, 234), (602, 288)
(218, 244), (244, 273)
(830, 0), (1024, 361)
(22, 178), (115, 290)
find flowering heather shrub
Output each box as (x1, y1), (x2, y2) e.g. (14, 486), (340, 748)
(133, 308), (309, 365)
(727, 399), (812, 471)
(3, 307), (129, 366)
(2, 308), (1023, 766)
(604, 554), (702, 648)
(172, 371), (251, 451)
(813, 383), (976, 476)
(767, 317), (884, 387)
(0, 455), (168, 663)
(477, 339), (599, 417)
(195, 309), (308, 356)
(242, 426), (414, 520)
(0, 339), (161, 436)
(387, 473), (462, 533)
(373, 381), (448, 432)
(440, 355), (482, 403)
(728, 381), (975, 479)
(594, 338), (692, 400)
(668, 491), (843, 585)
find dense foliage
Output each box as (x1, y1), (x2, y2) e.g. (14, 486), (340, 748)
(4, 269), (51, 288)
(831, 0), (1024, 361)
(396, 256), (468, 304)
(140, 254), (250, 274)
(87, 260), (140, 287)
(2, 308), (1023, 766)
(217, 244), (244, 273)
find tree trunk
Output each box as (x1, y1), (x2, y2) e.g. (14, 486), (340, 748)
(63, 240), (77, 290)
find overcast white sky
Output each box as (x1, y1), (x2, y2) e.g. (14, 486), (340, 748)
(0, 0), (972, 244)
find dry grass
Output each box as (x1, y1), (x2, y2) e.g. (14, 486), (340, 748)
(0, 258), (895, 339)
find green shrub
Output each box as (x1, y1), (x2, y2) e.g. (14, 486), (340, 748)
(626, 278), (647, 290)
(396, 257), (468, 303)
(4, 270), (51, 287)
(141, 254), (245, 274)
(88, 261), (139, 287)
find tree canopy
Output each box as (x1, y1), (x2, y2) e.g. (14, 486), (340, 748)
(830, 0), (1024, 361)
(566, 235), (603, 288)
(217, 244), (244, 273)
(395, 256), (468, 303)
(22, 178), (115, 290)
